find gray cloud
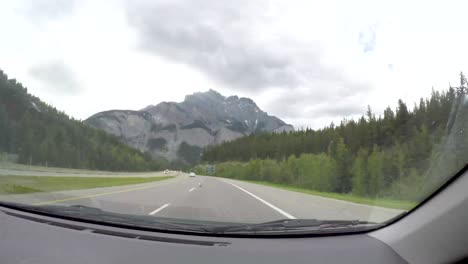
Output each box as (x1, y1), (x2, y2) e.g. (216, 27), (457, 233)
(265, 87), (367, 126)
(309, 101), (365, 117)
(29, 60), (81, 94)
(125, 0), (363, 93)
(125, 0), (299, 90)
(19, 0), (76, 22)
(125, 0), (373, 128)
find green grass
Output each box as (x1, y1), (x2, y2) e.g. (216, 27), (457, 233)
(0, 162), (166, 175)
(0, 162), (178, 178)
(242, 180), (417, 210)
(0, 175), (174, 195)
(0, 162), (114, 174)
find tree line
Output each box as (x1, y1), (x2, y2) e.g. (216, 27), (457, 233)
(200, 73), (468, 201)
(0, 69), (168, 171)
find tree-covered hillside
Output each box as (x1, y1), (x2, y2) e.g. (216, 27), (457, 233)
(200, 73), (468, 201)
(0, 69), (167, 171)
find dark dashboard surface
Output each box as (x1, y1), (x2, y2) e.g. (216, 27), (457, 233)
(0, 209), (406, 264)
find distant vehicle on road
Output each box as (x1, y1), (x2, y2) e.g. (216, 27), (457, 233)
(189, 172), (196, 177)
(163, 169), (170, 174)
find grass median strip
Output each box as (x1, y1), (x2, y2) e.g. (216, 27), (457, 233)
(0, 162), (111, 174)
(239, 180), (416, 210)
(0, 175), (174, 195)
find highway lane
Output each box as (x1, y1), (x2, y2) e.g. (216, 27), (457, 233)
(0, 174), (404, 223)
(221, 178), (403, 222)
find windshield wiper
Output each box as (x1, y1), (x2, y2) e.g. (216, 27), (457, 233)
(211, 218), (382, 234)
(0, 202), (212, 233)
(0, 202), (391, 235)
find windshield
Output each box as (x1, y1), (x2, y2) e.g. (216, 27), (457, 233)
(0, 0), (467, 235)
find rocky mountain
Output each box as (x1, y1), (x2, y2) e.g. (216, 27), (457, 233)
(85, 90), (294, 165)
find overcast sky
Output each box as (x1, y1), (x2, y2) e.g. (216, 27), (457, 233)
(1, 0), (468, 129)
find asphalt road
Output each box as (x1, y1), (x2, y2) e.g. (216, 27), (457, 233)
(0, 174), (404, 223)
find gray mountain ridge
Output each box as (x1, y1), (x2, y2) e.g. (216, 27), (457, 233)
(85, 89), (294, 164)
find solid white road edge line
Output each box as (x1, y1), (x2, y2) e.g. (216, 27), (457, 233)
(188, 187), (196, 192)
(223, 181), (296, 219)
(148, 203), (170, 215)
